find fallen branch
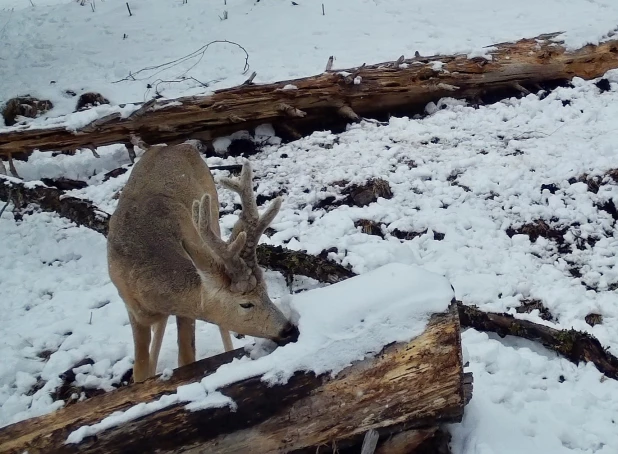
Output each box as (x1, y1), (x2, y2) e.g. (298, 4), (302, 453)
(457, 302), (618, 380)
(1, 33), (617, 158)
(0, 175), (355, 283)
(0, 176), (109, 234)
(0, 304), (469, 454)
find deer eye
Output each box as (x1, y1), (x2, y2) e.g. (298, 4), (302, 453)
(240, 303), (254, 309)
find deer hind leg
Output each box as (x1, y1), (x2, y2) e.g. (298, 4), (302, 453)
(219, 327), (234, 352)
(149, 316), (168, 377)
(176, 316), (196, 367)
(128, 312), (152, 383)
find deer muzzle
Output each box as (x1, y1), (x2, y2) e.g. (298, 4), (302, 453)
(275, 322), (300, 346)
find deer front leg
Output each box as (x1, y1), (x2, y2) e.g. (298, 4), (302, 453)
(149, 317), (168, 376)
(128, 312), (152, 383)
(176, 316), (196, 367)
(219, 327), (234, 352)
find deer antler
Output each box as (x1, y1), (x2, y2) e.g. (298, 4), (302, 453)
(183, 193), (257, 292)
(220, 161), (282, 270)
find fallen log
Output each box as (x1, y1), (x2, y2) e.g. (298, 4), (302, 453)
(0, 175), (355, 284)
(457, 303), (618, 380)
(0, 304), (470, 454)
(1, 33), (617, 158)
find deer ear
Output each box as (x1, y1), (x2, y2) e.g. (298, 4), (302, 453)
(181, 240), (213, 277)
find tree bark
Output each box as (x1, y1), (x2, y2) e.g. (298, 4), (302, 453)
(0, 304), (469, 454)
(1, 33), (617, 158)
(0, 175), (355, 284)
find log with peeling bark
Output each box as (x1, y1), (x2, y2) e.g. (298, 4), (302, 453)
(1, 33), (617, 159)
(0, 175), (355, 284)
(0, 303), (470, 454)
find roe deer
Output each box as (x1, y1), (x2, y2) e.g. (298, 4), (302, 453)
(107, 140), (298, 382)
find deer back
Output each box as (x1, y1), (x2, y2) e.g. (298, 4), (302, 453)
(107, 143), (220, 318)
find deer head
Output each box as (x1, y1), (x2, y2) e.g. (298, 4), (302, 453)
(181, 161), (299, 345)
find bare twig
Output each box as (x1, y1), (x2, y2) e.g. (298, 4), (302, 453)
(113, 40), (251, 85)
(0, 191), (11, 218)
(242, 71), (257, 85)
(360, 429), (379, 454)
(125, 2), (132, 16)
(325, 56), (333, 72)
(8, 155), (19, 178)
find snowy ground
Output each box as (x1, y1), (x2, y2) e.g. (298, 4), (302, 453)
(1, 0), (618, 125)
(2, 73), (618, 451)
(2, 0), (618, 452)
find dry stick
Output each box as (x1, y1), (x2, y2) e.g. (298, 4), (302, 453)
(325, 55), (334, 71)
(242, 71), (257, 85)
(125, 2), (132, 16)
(361, 429), (380, 454)
(0, 191), (10, 218)
(112, 40), (250, 84)
(7, 154), (19, 178)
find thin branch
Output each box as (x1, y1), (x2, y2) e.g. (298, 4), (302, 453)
(0, 193), (10, 218)
(112, 40), (251, 85)
(457, 302), (618, 381)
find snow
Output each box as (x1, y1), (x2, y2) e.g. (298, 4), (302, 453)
(65, 263), (453, 443)
(2, 0), (618, 126)
(2, 0), (618, 452)
(3, 74), (618, 451)
(3, 75), (618, 453)
(65, 393), (181, 444)
(451, 330), (618, 454)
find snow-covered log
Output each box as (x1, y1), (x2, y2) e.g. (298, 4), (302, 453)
(0, 33), (617, 159)
(0, 303), (470, 454)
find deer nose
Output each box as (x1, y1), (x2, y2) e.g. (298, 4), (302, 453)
(276, 323), (300, 346)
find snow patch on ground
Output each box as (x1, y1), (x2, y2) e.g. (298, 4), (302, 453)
(452, 329), (618, 454)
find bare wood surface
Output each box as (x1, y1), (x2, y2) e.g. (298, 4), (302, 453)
(375, 428), (438, 454)
(0, 304), (465, 454)
(1, 33), (617, 158)
(0, 175), (355, 284)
